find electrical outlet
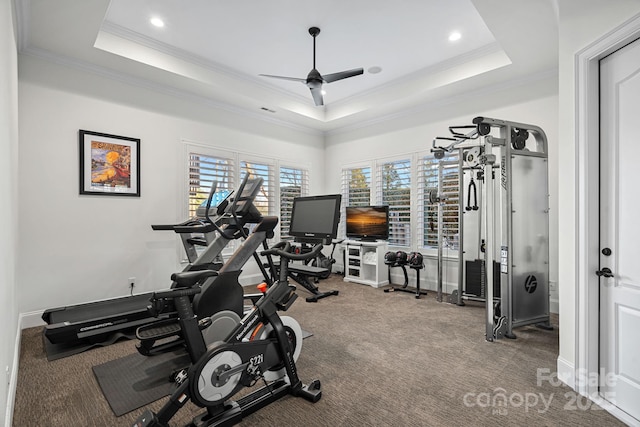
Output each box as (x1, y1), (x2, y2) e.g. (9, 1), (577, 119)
(128, 277), (136, 288)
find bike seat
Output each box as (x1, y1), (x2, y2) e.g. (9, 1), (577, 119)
(288, 264), (328, 277)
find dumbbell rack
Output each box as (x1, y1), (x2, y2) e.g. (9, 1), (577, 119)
(383, 257), (427, 299)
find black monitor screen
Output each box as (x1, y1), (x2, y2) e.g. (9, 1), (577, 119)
(289, 194), (342, 243)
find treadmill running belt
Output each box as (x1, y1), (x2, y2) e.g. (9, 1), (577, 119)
(46, 293), (152, 324)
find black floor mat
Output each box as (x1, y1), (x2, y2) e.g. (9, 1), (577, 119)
(93, 330), (313, 416)
(93, 350), (190, 416)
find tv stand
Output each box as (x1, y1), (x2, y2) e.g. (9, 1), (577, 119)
(343, 240), (388, 287)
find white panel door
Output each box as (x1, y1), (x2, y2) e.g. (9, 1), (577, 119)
(600, 37), (640, 421)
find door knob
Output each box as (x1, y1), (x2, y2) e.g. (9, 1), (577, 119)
(596, 267), (614, 278)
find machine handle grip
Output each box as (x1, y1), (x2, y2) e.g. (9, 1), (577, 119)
(152, 287), (201, 301)
(261, 242), (323, 261)
(172, 222), (217, 234)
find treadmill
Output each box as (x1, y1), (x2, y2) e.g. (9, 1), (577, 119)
(41, 175), (264, 348)
(151, 181), (227, 264)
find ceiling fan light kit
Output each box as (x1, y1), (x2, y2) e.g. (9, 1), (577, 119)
(259, 27), (364, 106)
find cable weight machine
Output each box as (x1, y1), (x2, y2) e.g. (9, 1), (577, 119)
(429, 117), (552, 341)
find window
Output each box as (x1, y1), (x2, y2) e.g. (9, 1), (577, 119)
(184, 143), (309, 246)
(240, 160), (274, 216)
(279, 167), (309, 238)
(377, 159), (411, 247)
(340, 166), (372, 237)
(418, 151), (460, 249)
(187, 152), (234, 218)
(342, 166), (371, 207)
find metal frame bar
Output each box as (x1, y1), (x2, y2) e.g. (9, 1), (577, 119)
(434, 117), (550, 342)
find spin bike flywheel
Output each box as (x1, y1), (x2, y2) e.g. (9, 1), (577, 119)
(190, 316), (303, 406)
(254, 316), (303, 381)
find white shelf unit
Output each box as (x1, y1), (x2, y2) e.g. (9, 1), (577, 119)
(343, 240), (389, 287)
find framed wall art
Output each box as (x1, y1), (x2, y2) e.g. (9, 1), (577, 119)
(79, 130), (140, 197)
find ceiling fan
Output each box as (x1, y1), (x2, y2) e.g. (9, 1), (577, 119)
(259, 27), (364, 106)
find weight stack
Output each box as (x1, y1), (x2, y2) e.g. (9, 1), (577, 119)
(465, 260), (500, 299)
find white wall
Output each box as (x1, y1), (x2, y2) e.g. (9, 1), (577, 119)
(1, 1), (19, 425)
(17, 56), (325, 315)
(557, 0), (640, 379)
(325, 77), (559, 308)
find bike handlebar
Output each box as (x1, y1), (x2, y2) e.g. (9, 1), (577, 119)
(261, 242), (323, 261)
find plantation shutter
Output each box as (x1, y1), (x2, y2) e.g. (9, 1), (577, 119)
(187, 152), (235, 218)
(377, 159), (411, 247)
(342, 167), (372, 207)
(241, 160), (275, 216)
(280, 166), (309, 238)
(418, 151), (460, 249)
(340, 166), (372, 237)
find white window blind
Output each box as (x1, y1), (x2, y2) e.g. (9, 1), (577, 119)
(377, 159), (411, 247)
(279, 166), (309, 238)
(187, 152), (235, 218)
(241, 160), (275, 216)
(340, 166), (372, 237)
(342, 167), (371, 207)
(418, 151), (460, 249)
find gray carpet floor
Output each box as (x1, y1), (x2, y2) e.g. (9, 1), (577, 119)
(13, 276), (625, 426)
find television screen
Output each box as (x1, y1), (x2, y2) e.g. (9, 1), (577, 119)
(289, 194), (342, 243)
(346, 205), (389, 241)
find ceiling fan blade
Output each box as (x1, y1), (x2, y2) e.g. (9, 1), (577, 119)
(259, 74), (306, 83)
(322, 68), (364, 83)
(309, 86), (324, 106)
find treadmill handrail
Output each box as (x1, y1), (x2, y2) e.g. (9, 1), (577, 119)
(152, 218), (212, 232)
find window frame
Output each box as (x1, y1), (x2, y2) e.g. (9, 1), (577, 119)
(376, 156), (412, 248)
(340, 162), (374, 238)
(181, 141), (310, 262)
(279, 164), (310, 239)
(417, 150), (461, 258)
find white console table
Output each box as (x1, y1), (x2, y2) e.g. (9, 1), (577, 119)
(343, 240), (389, 287)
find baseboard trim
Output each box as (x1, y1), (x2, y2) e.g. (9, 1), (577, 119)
(5, 314), (25, 427)
(557, 355), (640, 426)
(557, 355), (575, 389)
(589, 394), (640, 427)
(20, 309), (46, 329)
(239, 273), (268, 287)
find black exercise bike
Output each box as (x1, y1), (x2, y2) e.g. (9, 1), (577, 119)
(132, 242), (323, 427)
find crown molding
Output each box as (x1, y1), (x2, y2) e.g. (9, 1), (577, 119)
(18, 45), (323, 137)
(326, 67), (558, 137)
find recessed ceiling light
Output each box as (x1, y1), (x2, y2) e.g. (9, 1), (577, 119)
(368, 66), (382, 74)
(449, 32), (461, 42)
(150, 17), (165, 28)
(321, 89), (327, 96)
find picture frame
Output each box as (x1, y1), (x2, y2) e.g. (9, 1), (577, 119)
(79, 130), (140, 197)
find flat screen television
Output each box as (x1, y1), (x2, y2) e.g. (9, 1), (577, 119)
(289, 194), (342, 244)
(346, 205), (389, 241)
